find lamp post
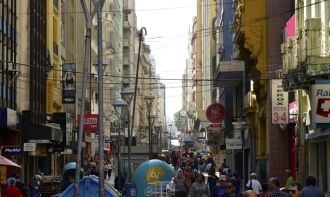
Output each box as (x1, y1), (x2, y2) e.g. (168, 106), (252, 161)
(112, 98), (127, 179)
(154, 123), (161, 150)
(144, 95), (155, 160)
(120, 86), (134, 182)
(169, 123), (173, 149)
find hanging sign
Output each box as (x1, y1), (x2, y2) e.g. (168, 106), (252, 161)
(311, 80), (330, 123)
(62, 63), (76, 104)
(206, 103), (226, 123)
(271, 80), (288, 124)
(77, 114), (99, 131)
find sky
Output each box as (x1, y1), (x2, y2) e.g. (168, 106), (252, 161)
(135, 0), (196, 122)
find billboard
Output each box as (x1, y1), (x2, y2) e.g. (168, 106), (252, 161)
(271, 80), (288, 124)
(62, 64), (76, 104)
(311, 80), (330, 123)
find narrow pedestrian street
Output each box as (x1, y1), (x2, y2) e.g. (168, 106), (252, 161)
(0, 0), (330, 197)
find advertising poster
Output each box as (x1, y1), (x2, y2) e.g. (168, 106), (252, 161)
(62, 64), (76, 104)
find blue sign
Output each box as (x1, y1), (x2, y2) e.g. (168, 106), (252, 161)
(105, 139), (112, 143)
(183, 140), (194, 147)
(2, 146), (22, 153)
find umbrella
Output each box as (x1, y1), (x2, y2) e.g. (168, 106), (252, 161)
(0, 155), (21, 196)
(196, 149), (209, 154)
(0, 155), (21, 168)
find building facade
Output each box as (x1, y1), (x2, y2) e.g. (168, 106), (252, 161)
(281, 0), (330, 193)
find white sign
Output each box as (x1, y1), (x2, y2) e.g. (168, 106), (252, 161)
(311, 80), (330, 123)
(226, 138), (242, 150)
(24, 143), (36, 152)
(271, 80), (288, 124)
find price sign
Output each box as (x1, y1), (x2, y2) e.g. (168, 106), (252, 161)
(271, 80), (288, 124)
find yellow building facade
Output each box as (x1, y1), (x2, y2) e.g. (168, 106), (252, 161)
(46, 0), (62, 114)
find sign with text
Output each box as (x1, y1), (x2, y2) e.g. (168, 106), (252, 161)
(77, 114), (99, 131)
(206, 103), (226, 123)
(24, 143), (36, 152)
(225, 138), (242, 150)
(271, 80), (288, 124)
(2, 146), (22, 153)
(311, 80), (330, 123)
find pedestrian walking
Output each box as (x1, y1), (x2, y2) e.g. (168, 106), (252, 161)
(301, 176), (324, 197)
(171, 169), (187, 197)
(189, 173), (210, 197)
(266, 177), (287, 197)
(243, 190), (258, 197)
(5, 178), (22, 197)
(108, 161), (113, 179)
(104, 161), (110, 179)
(287, 181), (302, 197)
(231, 171), (241, 197)
(212, 175), (226, 197)
(285, 169), (294, 190)
(223, 180), (237, 197)
(246, 173), (262, 195)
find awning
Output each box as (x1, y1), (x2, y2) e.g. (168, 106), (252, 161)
(305, 129), (330, 140)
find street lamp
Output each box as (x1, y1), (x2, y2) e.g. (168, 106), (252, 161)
(120, 86), (134, 182)
(154, 123), (161, 150)
(112, 98), (127, 179)
(144, 95), (155, 160)
(169, 123), (173, 149)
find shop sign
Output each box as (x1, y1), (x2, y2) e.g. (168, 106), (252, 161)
(183, 140), (194, 147)
(2, 146), (22, 153)
(0, 107), (18, 128)
(289, 101), (298, 123)
(311, 80), (330, 123)
(206, 103), (226, 123)
(24, 143), (36, 152)
(271, 80), (288, 124)
(77, 114), (99, 131)
(202, 139), (218, 146)
(225, 138), (242, 150)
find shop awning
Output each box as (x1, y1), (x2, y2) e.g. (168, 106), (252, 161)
(305, 129), (330, 140)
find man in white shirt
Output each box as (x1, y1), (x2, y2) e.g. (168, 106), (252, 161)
(246, 173), (262, 195)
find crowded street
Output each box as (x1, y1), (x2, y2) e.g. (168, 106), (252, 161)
(1, 0), (330, 196)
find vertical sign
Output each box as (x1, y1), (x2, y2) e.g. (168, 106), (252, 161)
(271, 80), (288, 124)
(62, 64), (76, 103)
(311, 80), (330, 123)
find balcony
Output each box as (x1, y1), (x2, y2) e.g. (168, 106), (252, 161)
(123, 0), (131, 13)
(123, 39), (130, 48)
(213, 61), (245, 87)
(281, 18), (330, 91)
(123, 21), (131, 30)
(123, 57), (130, 66)
(122, 75), (130, 84)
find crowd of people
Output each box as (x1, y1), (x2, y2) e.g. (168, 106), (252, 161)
(165, 149), (326, 197)
(4, 172), (43, 197)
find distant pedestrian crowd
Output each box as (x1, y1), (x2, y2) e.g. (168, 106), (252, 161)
(165, 149), (326, 197)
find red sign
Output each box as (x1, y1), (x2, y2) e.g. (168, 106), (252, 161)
(77, 114), (99, 131)
(206, 103), (225, 123)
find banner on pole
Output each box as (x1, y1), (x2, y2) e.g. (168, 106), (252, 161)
(62, 63), (76, 104)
